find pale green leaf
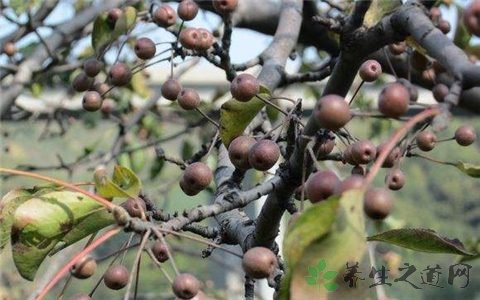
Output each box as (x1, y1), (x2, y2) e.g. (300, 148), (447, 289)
(367, 228), (475, 256)
(220, 85), (271, 147)
(0, 189), (32, 250)
(94, 165), (141, 198)
(91, 6), (137, 54)
(11, 191), (112, 280)
(130, 71), (151, 98)
(280, 190), (369, 300)
(455, 162), (480, 178)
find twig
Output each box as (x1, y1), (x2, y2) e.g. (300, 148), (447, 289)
(34, 226), (122, 300)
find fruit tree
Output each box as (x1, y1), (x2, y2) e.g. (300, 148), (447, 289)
(1, 0), (480, 299)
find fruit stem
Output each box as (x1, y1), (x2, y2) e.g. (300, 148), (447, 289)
(123, 229), (151, 300)
(408, 152), (456, 166)
(146, 247), (173, 283)
(35, 226), (122, 300)
(256, 94), (290, 116)
(348, 80), (365, 105)
(382, 47), (398, 79)
(365, 107), (441, 185)
(0, 167), (115, 210)
(195, 107), (219, 128)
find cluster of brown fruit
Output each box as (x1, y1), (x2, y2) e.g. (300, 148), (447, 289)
(294, 57), (478, 222)
(70, 244), (204, 299)
(228, 137), (280, 171)
(70, 255), (130, 298)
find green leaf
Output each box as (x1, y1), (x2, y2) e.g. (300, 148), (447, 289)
(129, 146), (147, 173)
(91, 12), (112, 54)
(323, 282), (339, 292)
(308, 266), (318, 277)
(0, 189), (32, 251)
(130, 71), (151, 98)
(317, 259), (327, 272)
(363, 0), (402, 28)
(219, 85), (271, 147)
(304, 276), (317, 286)
(94, 165), (141, 198)
(181, 140), (194, 161)
(149, 158), (165, 180)
(455, 162), (480, 178)
(454, 5), (472, 49)
(10, 0), (40, 15)
(92, 6), (137, 54)
(280, 190), (368, 300)
(113, 6), (137, 38)
(30, 83), (43, 97)
(51, 208), (114, 254)
(367, 228), (475, 256)
(283, 199), (338, 271)
(322, 270), (337, 280)
(11, 191), (112, 280)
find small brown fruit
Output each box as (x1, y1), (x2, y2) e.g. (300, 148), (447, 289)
(364, 188), (394, 220)
(388, 41), (406, 55)
(305, 170), (340, 203)
(153, 5), (177, 27)
(83, 58), (103, 77)
(179, 27), (200, 50)
(3, 42), (16, 57)
(196, 28), (214, 51)
(162, 78), (182, 101)
(242, 247), (277, 279)
(177, 88), (201, 110)
(107, 8), (123, 25)
(104, 265), (129, 290)
(385, 168), (405, 191)
(228, 135), (256, 170)
(178, 0), (199, 21)
(359, 59), (382, 82)
(314, 95), (351, 130)
(248, 139), (280, 171)
(339, 175), (366, 193)
(182, 162), (213, 191)
(416, 131), (437, 151)
(152, 240), (170, 263)
(230, 73), (260, 102)
(71, 256), (97, 279)
(120, 198), (147, 218)
(134, 37), (156, 60)
(212, 0), (238, 15)
(108, 63), (132, 86)
(432, 83), (449, 103)
(378, 83), (409, 118)
(72, 72), (94, 92)
(82, 91), (103, 112)
(351, 140), (377, 165)
(172, 273), (201, 299)
(454, 125), (477, 146)
(463, 0), (480, 37)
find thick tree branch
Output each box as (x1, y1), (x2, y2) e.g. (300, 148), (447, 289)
(251, 0), (303, 248)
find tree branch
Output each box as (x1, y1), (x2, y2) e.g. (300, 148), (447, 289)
(0, 0), (126, 118)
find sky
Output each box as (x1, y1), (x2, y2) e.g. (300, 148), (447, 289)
(0, 1), (476, 72)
